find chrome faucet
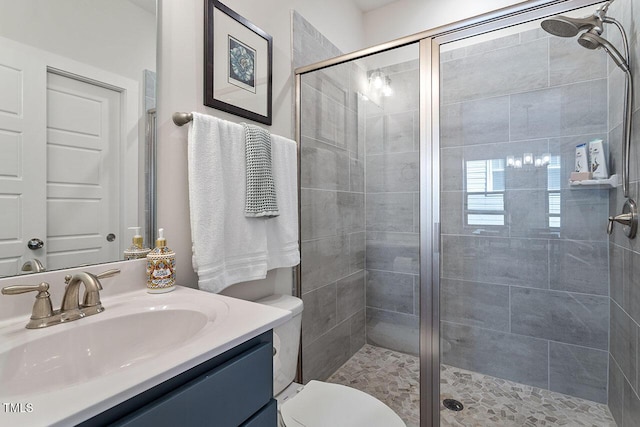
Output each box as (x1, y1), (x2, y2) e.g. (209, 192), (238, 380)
(61, 269), (120, 317)
(1, 269), (120, 329)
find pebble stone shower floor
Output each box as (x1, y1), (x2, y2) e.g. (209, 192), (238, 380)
(326, 344), (616, 427)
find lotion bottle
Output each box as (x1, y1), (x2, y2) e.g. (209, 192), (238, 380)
(146, 228), (176, 293)
(124, 226), (151, 260)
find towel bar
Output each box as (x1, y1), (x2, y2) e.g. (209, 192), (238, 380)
(172, 112), (193, 126)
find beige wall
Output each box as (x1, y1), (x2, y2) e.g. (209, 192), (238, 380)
(0, 0), (155, 81)
(156, 0), (365, 291)
(363, 0), (528, 47)
(156, 0), (531, 291)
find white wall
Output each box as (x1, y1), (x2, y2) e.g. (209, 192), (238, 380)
(363, 0), (529, 47)
(156, 0), (365, 293)
(0, 0), (156, 81)
(156, 0), (537, 293)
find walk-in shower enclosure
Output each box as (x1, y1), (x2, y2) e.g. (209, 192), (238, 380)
(296, 0), (640, 425)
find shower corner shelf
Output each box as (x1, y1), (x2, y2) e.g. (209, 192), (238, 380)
(569, 174), (618, 189)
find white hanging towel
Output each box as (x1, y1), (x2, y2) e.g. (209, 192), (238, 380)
(266, 134), (300, 269)
(187, 113), (268, 293)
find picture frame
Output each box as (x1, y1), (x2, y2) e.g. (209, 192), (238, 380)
(205, 0), (273, 125)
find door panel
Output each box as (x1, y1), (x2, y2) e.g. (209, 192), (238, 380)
(46, 72), (121, 270)
(0, 43), (46, 276)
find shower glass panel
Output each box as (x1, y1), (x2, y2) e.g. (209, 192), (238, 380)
(298, 43), (420, 426)
(438, 7), (616, 426)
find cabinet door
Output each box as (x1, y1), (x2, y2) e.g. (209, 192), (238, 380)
(240, 399), (277, 427)
(114, 341), (273, 427)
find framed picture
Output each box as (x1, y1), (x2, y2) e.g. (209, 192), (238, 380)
(205, 0), (273, 125)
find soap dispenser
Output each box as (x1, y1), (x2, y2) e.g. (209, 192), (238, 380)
(146, 228), (176, 293)
(124, 226), (151, 260)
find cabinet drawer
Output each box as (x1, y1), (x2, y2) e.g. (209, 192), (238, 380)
(241, 399), (277, 427)
(115, 341), (273, 427)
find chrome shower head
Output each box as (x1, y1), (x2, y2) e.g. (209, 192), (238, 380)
(540, 15), (602, 37)
(577, 29), (604, 49)
(540, 1), (612, 37)
(578, 31), (629, 71)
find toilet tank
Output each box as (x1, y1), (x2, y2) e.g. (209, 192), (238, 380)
(255, 294), (303, 395)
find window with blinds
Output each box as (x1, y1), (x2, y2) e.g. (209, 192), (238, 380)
(464, 155), (561, 229)
(465, 159), (505, 226)
(547, 155), (561, 228)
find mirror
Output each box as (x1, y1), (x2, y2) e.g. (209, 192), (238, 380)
(0, 0), (157, 278)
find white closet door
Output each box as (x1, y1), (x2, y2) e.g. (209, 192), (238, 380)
(0, 42), (46, 277)
(45, 72), (121, 269)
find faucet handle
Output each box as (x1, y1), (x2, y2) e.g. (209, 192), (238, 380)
(63, 269), (120, 285)
(96, 269), (121, 280)
(81, 269), (120, 309)
(1, 282), (54, 328)
(2, 282), (49, 296)
(608, 198), (638, 239)
(21, 259), (46, 273)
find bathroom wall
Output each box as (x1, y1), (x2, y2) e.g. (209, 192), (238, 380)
(362, 0), (525, 47)
(156, 0), (535, 291)
(440, 26), (610, 403)
(0, 0), (156, 83)
(295, 12), (368, 381)
(157, 0), (365, 290)
(363, 57), (421, 355)
(154, 0), (545, 298)
(607, 0), (640, 424)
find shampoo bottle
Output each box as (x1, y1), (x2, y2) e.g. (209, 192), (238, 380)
(575, 143), (589, 173)
(588, 139), (608, 179)
(124, 226), (151, 260)
(146, 228), (176, 293)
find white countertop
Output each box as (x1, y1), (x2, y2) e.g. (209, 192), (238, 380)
(0, 284), (291, 426)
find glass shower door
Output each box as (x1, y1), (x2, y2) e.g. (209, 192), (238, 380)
(437, 7), (616, 426)
(298, 44), (421, 426)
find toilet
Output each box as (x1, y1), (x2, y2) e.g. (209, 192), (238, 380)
(256, 294), (406, 427)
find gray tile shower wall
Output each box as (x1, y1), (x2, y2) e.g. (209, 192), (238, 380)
(607, 0), (640, 423)
(364, 58), (421, 356)
(299, 40), (422, 360)
(294, 11), (367, 382)
(440, 26), (610, 403)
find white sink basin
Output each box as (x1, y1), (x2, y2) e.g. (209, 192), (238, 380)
(0, 266), (291, 427)
(1, 307), (214, 396)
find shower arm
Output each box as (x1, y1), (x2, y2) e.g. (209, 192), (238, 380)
(603, 16), (633, 198)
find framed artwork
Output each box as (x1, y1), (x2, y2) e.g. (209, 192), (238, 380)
(204, 0), (273, 125)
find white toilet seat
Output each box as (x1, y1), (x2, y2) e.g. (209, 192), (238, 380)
(280, 380), (406, 427)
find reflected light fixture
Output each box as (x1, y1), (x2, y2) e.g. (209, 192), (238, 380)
(369, 69), (384, 89)
(368, 69), (393, 98)
(382, 77), (393, 97)
(507, 153), (551, 169)
(523, 153), (534, 165)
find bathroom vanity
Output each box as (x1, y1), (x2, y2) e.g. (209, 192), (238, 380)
(84, 330), (276, 426)
(0, 260), (290, 427)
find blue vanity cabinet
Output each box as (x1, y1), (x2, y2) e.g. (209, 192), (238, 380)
(80, 330), (276, 427)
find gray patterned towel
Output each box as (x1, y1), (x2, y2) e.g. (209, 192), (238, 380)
(242, 123), (279, 218)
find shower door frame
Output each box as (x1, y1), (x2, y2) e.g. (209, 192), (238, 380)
(294, 1), (603, 425)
